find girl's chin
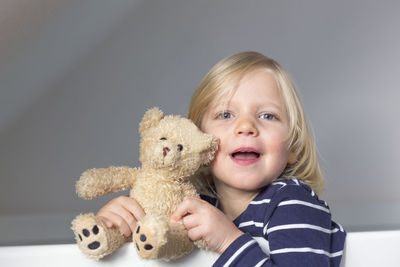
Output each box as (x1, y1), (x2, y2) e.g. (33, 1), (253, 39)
(221, 176), (267, 190)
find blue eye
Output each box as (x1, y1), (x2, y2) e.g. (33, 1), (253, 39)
(259, 113), (276, 120)
(216, 112), (233, 119)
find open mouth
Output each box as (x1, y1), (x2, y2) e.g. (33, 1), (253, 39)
(231, 151), (261, 159)
(230, 147), (262, 165)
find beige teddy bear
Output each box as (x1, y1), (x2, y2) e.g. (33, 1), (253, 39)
(71, 107), (218, 261)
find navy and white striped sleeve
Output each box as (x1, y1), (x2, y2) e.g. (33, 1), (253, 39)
(265, 184), (345, 266)
(213, 233), (272, 267)
(212, 181), (346, 267)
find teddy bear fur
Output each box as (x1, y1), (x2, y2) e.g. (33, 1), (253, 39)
(71, 107), (218, 261)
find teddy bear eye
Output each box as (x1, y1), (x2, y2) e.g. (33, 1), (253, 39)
(177, 144), (183, 151)
(160, 137), (167, 141)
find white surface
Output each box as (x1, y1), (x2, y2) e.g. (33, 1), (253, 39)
(0, 243), (219, 267)
(1, 231), (400, 267)
(342, 230), (400, 267)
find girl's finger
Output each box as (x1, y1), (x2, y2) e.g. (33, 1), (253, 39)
(171, 197), (202, 222)
(120, 197), (146, 221)
(102, 217), (113, 228)
(187, 225), (204, 241)
(182, 213), (201, 229)
(98, 211), (131, 237)
(109, 204), (139, 234)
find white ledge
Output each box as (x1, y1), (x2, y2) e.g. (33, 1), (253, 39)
(1, 230), (400, 267)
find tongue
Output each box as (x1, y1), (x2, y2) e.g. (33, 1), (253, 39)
(233, 152), (259, 159)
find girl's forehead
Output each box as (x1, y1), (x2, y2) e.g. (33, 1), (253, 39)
(210, 76), (285, 109)
(207, 91), (234, 111)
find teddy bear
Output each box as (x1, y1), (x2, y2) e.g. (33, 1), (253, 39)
(71, 107), (218, 261)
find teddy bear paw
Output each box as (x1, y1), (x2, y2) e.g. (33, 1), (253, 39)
(133, 222), (164, 259)
(72, 214), (109, 259)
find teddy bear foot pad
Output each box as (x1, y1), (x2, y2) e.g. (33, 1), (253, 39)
(80, 225), (101, 250)
(134, 224), (160, 259)
(72, 214), (111, 259)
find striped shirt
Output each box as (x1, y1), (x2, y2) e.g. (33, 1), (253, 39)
(209, 178), (346, 267)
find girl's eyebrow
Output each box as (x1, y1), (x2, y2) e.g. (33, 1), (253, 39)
(262, 101), (283, 112)
(226, 99), (284, 112)
(209, 102), (229, 111)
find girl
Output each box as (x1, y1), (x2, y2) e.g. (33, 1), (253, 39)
(98, 51), (346, 266)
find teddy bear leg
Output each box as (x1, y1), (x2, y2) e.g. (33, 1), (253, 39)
(160, 221), (195, 260)
(71, 213), (129, 259)
(133, 215), (195, 260)
(133, 214), (169, 259)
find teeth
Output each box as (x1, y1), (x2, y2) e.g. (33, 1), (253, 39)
(232, 152), (260, 158)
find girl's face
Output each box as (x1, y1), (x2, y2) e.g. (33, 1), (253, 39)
(201, 68), (295, 194)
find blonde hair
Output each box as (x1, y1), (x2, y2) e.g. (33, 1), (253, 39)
(188, 51), (324, 194)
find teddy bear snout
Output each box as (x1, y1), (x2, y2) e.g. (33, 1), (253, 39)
(163, 147), (170, 157)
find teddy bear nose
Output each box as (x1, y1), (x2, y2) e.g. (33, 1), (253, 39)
(163, 147), (170, 157)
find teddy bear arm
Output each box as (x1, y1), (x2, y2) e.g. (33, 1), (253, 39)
(181, 182), (201, 199)
(76, 166), (139, 199)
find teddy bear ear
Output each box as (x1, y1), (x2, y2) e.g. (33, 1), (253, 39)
(139, 107), (164, 134)
(201, 134), (219, 165)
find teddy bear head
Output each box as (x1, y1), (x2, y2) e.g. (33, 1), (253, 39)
(138, 107), (218, 179)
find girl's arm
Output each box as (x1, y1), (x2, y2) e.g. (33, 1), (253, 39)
(212, 183), (346, 267)
(170, 196), (243, 254)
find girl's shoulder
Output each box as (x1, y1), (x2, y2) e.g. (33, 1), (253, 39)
(257, 178), (330, 211)
(266, 178), (316, 196)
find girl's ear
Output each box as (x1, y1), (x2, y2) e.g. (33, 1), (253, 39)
(139, 107), (164, 134)
(288, 150), (297, 165)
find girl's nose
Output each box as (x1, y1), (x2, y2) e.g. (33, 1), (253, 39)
(234, 117), (259, 137)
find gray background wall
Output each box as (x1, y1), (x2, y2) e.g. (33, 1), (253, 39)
(1, 0), (399, 245)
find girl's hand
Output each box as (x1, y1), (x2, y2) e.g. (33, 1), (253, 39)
(97, 196), (145, 237)
(171, 196), (243, 254)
